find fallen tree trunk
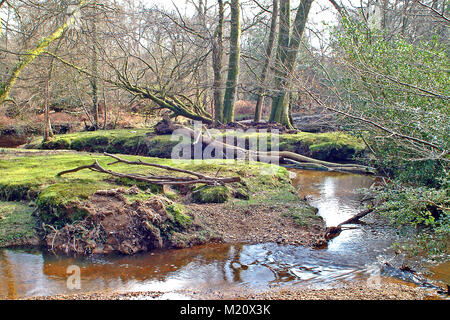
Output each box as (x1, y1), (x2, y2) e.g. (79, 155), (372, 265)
(169, 123), (375, 175)
(324, 208), (374, 240)
(337, 208), (374, 227)
(57, 155), (241, 186)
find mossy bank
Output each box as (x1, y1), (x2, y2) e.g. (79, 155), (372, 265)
(26, 128), (365, 162)
(0, 149), (324, 254)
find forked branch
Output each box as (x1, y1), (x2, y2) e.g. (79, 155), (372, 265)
(57, 154), (241, 186)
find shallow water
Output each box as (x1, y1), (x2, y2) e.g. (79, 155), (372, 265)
(0, 170), (447, 299)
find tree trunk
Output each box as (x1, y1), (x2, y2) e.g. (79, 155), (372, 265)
(270, 0), (313, 129)
(222, 0), (241, 124)
(44, 69), (54, 141)
(90, 1), (100, 130)
(102, 87), (107, 130)
(212, 0), (225, 125)
(44, 37), (64, 142)
(167, 123), (374, 174)
(254, 0), (279, 123)
(269, 0), (291, 126)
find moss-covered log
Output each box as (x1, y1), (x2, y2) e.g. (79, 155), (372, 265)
(171, 124), (374, 174)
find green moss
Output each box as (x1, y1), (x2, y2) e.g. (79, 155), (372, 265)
(37, 180), (113, 225)
(27, 128), (365, 161)
(282, 206), (320, 227)
(71, 135), (111, 152)
(123, 191), (153, 203)
(145, 135), (183, 158)
(0, 150), (322, 232)
(166, 203), (192, 229)
(28, 129), (154, 154)
(41, 138), (71, 150)
(0, 201), (39, 247)
(232, 185), (250, 200)
(114, 177), (163, 193)
(192, 185), (230, 203)
(216, 130), (365, 161)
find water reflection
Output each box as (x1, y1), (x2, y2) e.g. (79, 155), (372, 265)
(291, 169), (374, 227)
(0, 242), (383, 299)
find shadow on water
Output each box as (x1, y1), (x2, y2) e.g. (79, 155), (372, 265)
(0, 169), (448, 299)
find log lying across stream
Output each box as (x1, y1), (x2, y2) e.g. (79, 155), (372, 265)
(325, 208), (375, 240)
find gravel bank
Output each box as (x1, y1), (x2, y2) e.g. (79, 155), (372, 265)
(26, 282), (437, 300)
(188, 202), (325, 247)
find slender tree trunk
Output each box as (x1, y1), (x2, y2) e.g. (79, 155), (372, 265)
(254, 0), (279, 123)
(102, 87), (107, 130)
(212, 0), (225, 125)
(44, 37), (64, 142)
(44, 72), (52, 142)
(222, 0), (241, 124)
(44, 67), (55, 141)
(90, 1), (100, 129)
(269, 0), (313, 128)
(200, 0), (209, 109)
(212, 0), (224, 125)
(401, 0), (409, 36)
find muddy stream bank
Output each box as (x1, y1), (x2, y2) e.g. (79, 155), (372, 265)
(0, 169), (448, 299)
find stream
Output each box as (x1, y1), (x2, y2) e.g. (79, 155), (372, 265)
(0, 169), (448, 299)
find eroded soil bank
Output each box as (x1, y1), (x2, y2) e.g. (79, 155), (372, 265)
(0, 149), (325, 255)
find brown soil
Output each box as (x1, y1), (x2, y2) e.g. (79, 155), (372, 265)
(44, 185), (326, 255)
(0, 135), (28, 148)
(187, 202), (325, 247)
(45, 187), (210, 255)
